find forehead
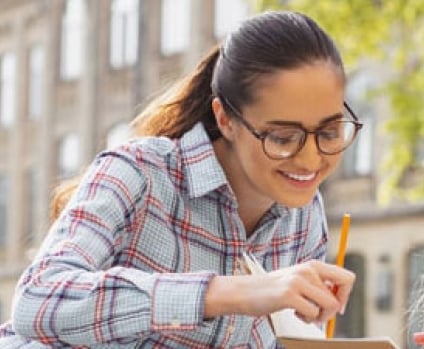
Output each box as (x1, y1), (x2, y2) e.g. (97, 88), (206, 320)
(245, 61), (345, 125)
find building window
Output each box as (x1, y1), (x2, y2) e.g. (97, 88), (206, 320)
(28, 45), (44, 120)
(0, 53), (16, 127)
(60, 0), (85, 80)
(160, 0), (190, 56)
(335, 253), (365, 337)
(106, 122), (130, 149)
(343, 72), (376, 177)
(0, 175), (8, 246)
(110, 0), (139, 68)
(214, 0), (249, 39)
(58, 133), (80, 178)
(343, 112), (374, 177)
(24, 169), (38, 245)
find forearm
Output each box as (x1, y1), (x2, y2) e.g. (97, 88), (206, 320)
(204, 274), (270, 318)
(204, 261), (355, 324)
(12, 265), (215, 346)
(204, 275), (243, 318)
(12, 265), (155, 345)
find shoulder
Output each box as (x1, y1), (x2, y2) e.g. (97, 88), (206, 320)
(92, 135), (180, 181)
(101, 135), (177, 165)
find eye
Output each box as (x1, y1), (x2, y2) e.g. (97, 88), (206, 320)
(319, 122), (343, 140)
(267, 129), (303, 145)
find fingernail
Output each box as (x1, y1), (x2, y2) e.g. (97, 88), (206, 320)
(340, 305), (346, 315)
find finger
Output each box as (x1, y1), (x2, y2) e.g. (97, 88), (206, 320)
(295, 311), (315, 324)
(300, 282), (340, 322)
(314, 261), (356, 286)
(290, 294), (321, 321)
(313, 262), (356, 312)
(332, 283), (352, 314)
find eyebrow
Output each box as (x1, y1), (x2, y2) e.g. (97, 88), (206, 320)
(264, 113), (344, 128)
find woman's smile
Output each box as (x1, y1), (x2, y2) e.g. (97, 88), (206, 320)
(277, 169), (319, 189)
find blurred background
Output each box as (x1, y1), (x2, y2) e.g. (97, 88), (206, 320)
(0, 0), (423, 348)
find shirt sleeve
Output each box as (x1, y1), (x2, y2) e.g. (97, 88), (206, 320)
(297, 191), (328, 263)
(11, 145), (215, 347)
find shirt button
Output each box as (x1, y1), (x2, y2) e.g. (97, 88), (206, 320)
(170, 319), (181, 327)
(227, 325), (235, 334)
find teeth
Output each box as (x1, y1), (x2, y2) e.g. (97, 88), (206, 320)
(284, 172), (316, 181)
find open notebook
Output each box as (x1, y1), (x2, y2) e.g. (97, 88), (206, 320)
(241, 252), (400, 349)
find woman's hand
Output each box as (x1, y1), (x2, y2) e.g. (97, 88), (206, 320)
(204, 260), (355, 324)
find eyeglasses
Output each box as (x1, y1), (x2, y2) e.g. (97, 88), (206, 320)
(220, 96), (363, 160)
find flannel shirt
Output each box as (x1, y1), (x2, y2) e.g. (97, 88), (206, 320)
(2, 122), (328, 348)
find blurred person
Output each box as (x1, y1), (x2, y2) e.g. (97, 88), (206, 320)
(0, 10), (359, 348)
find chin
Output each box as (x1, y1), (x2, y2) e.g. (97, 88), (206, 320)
(278, 195), (315, 209)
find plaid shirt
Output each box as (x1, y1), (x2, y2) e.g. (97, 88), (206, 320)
(2, 122), (328, 348)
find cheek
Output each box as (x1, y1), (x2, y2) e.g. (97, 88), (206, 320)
(241, 140), (271, 168)
(327, 154), (343, 170)
(232, 135), (268, 174)
(241, 143), (277, 186)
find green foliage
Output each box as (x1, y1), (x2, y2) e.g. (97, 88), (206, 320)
(257, 0), (424, 203)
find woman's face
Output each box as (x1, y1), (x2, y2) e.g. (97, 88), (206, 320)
(215, 61), (346, 208)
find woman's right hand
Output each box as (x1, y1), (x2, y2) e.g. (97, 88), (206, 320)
(204, 259), (355, 324)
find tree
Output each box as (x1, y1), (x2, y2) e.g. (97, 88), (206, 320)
(257, 0), (424, 203)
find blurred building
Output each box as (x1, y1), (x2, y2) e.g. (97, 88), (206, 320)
(0, 0), (423, 348)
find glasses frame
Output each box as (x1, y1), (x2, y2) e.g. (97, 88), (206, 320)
(220, 96), (363, 160)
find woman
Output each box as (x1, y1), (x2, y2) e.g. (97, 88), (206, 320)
(1, 10), (358, 348)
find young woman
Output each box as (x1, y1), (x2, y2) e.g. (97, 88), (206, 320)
(0, 10), (359, 348)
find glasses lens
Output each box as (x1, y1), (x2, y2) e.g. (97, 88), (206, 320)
(317, 120), (357, 154)
(263, 127), (304, 158)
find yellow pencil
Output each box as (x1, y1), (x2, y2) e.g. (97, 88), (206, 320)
(326, 213), (351, 339)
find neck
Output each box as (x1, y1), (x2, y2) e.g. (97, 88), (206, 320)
(213, 138), (274, 237)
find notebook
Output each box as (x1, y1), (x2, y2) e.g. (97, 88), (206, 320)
(240, 252), (400, 349)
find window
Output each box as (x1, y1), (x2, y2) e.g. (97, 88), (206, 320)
(24, 169), (38, 245)
(214, 0), (249, 38)
(106, 122), (130, 149)
(60, 0), (85, 80)
(28, 45), (44, 120)
(343, 72), (376, 177)
(160, 0), (190, 56)
(0, 53), (16, 127)
(58, 133), (80, 178)
(343, 112), (374, 177)
(0, 175), (8, 246)
(110, 0), (139, 68)
(335, 253), (365, 337)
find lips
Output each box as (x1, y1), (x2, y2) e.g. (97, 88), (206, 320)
(280, 171), (318, 181)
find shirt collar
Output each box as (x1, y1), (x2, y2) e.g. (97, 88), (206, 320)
(180, 122), (230, 198)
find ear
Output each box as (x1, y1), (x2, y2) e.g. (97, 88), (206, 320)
(212, 97), (236, 141)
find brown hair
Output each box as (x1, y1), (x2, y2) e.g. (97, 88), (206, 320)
(50, 11), (345, 220)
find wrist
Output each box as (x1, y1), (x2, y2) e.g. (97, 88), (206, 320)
(204, 275), (246, 318)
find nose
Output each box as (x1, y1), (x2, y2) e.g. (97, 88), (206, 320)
(292, 134), (322, 170)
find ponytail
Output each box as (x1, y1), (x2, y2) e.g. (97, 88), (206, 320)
(50, 45), (221, 221)
(130, 44), (221, 140)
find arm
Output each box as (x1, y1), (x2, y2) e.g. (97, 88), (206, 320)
(11, 147), (215, 346)
(204, 260), (355, 324)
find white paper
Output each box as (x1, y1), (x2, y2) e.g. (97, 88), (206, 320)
(271, 308), (325, 339)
